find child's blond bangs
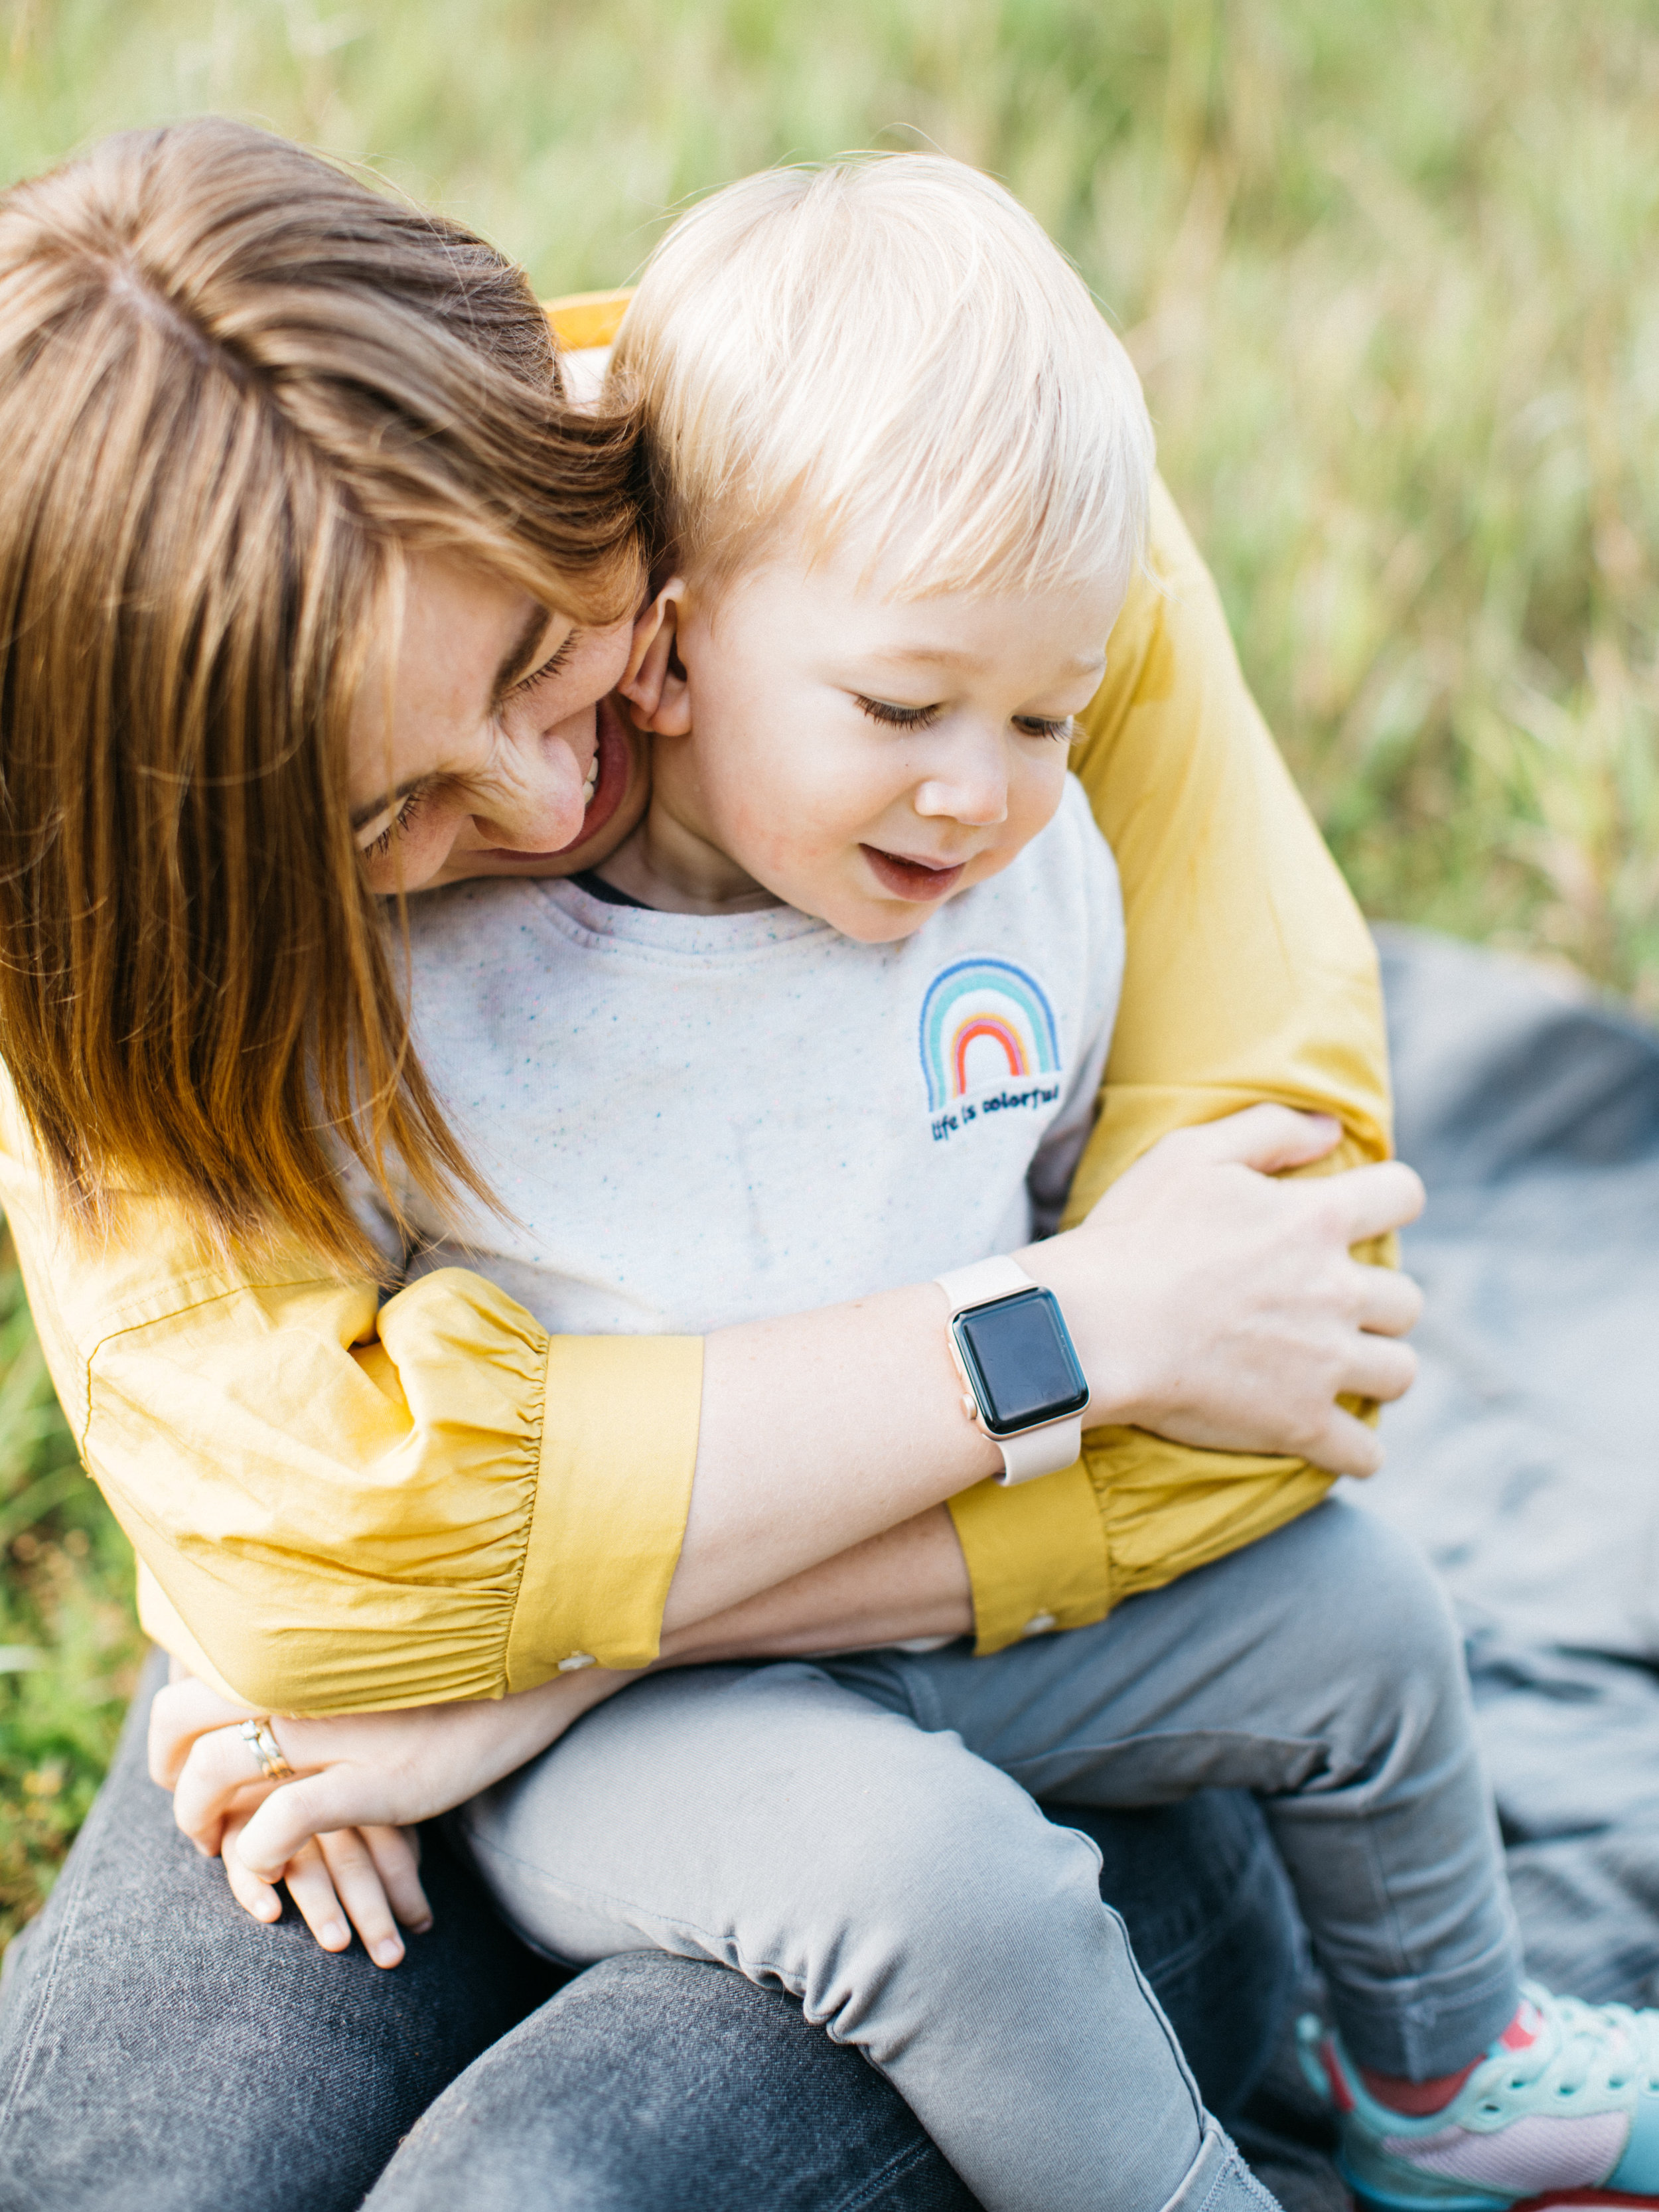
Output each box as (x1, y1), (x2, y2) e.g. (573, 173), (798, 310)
(611, 155), (1153, 604)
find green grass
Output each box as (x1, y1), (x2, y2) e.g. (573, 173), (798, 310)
(2, 0), (1656, 1943)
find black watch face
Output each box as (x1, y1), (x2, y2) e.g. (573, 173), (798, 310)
(952, 1288), (1090, 1438)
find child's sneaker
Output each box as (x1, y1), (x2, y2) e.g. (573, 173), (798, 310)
(1298, 1986), (1659, 2211)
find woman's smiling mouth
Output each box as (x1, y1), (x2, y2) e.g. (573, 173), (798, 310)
(476, 696), (635, 863)
(860, 846), (968, 901)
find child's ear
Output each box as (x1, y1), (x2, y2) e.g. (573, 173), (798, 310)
(618, 577), (692, 736)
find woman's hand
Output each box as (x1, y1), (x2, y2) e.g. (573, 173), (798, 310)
(150, 1666), (636, 1952)
(1027, 1104), (1424, 1477)
(148, 1676), (435, 1965)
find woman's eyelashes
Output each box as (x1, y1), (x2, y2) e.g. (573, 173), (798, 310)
(855, 696), (1074, 742)
(500, 628), (579, 704)
(363, 786), (429, 860)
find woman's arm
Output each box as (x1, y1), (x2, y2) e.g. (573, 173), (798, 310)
(3, 1070), (1415, 1718)
(0, 457), (1416, 1714)
(668, 1104), (1415, 1631)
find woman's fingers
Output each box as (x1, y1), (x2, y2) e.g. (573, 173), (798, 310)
(360, 1824), (433, 1933)
(315, 1828), (409, 1968)
(274, 1837), (354, 1954)
(1354, 1262), (1425, 1339)
(1321, 1159), (1427, 1244)
(219, 1821), (425, 1968)
(1338, 1331), (1419, 1408)
(213, 1798), (429, 1968)
(171, 1721), (281, 1853)
(147, 1675), (257, 1790)
(217, 1811), (285, 1925)
(236, 1771), (397, 1880)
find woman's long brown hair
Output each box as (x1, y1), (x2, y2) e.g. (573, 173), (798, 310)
(0, 119), (646, 1270)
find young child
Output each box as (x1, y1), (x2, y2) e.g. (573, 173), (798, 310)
(386, 161), (1659, 2212)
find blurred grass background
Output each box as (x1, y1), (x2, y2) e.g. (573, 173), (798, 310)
(1, 0), (1656, 1943)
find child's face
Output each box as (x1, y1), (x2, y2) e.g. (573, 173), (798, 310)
(634, 536), (1120, 943)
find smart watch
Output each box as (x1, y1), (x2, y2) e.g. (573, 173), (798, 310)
(934, 1257), (1090, 1485)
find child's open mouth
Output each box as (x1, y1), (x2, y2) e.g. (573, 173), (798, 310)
(861, 846), (968, 901)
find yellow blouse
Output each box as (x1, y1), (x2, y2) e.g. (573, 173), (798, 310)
(0, 297), (1390, 1712)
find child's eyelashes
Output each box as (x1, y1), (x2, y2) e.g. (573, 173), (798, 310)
(855, 696), (1075, 743)
(856, 696), (942, 730)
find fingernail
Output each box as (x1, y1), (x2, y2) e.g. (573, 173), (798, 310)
(409, 1917), (433, 1936)
(374, 1939), (403, 1966)
(321, 1919), (348, 1949)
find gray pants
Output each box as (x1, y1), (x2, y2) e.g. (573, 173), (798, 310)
(461, 1499), (1522, 2212)
(0, 1658), (1303, 2212)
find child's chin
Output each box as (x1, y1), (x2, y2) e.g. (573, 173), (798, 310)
(828, 900), (938, 946)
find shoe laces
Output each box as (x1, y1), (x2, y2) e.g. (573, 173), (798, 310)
(1471, 1986), (1659, 2111)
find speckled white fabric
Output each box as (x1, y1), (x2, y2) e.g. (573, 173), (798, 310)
(394, 774), (1122, 1336)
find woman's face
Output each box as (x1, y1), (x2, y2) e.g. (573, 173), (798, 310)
(348, 553), (648, 895)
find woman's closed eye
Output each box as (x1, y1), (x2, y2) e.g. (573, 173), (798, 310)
(500, 629), (578, 705)
(360, 785), (431, 859)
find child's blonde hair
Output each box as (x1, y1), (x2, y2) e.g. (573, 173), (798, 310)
(612, 153), (1153, 603)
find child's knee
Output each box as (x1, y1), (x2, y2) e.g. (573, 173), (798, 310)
(1287, 1501), (1462, 1682)
(811, 1727), (1109, 1951)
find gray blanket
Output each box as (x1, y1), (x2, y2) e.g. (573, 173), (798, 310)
(1234, 928), (1659, 2207)
(1366, 925), (1659, 2004)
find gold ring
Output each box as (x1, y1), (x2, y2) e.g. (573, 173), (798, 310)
(239, 1716), (296, 1783)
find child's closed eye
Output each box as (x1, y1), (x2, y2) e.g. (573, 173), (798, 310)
(1013, 715), (1075, 742)
(856, 696), (943, 730)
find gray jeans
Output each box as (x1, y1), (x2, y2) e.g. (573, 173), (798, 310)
(0, 1653), (1301, 2212)
(461, 1499), (1522, 2212)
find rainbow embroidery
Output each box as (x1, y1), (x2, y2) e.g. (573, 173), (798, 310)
(918, 957), (1061, 1112)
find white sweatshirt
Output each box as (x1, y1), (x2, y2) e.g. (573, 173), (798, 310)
(396, 774), (1124, 1337)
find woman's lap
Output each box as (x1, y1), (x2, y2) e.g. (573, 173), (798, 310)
(0, 1653), (1298, 2212)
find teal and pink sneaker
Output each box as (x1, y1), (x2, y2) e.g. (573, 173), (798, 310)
(1298, 1987), (1659, 2211)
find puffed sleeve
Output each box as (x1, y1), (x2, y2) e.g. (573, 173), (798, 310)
(0, 1069), (701, 1713)
(948, 477), (1394, 1654)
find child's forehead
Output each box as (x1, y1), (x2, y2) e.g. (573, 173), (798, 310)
(717, 534), (1120, 665)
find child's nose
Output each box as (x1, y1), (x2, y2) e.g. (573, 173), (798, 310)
(914, 759), (1009, 826)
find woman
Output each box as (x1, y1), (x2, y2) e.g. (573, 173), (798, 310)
(0, 120), (1417, 2207)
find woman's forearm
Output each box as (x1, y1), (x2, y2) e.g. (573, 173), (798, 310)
(664, 1105), (1423, 1633)
(660, 1506), (974, 1661)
